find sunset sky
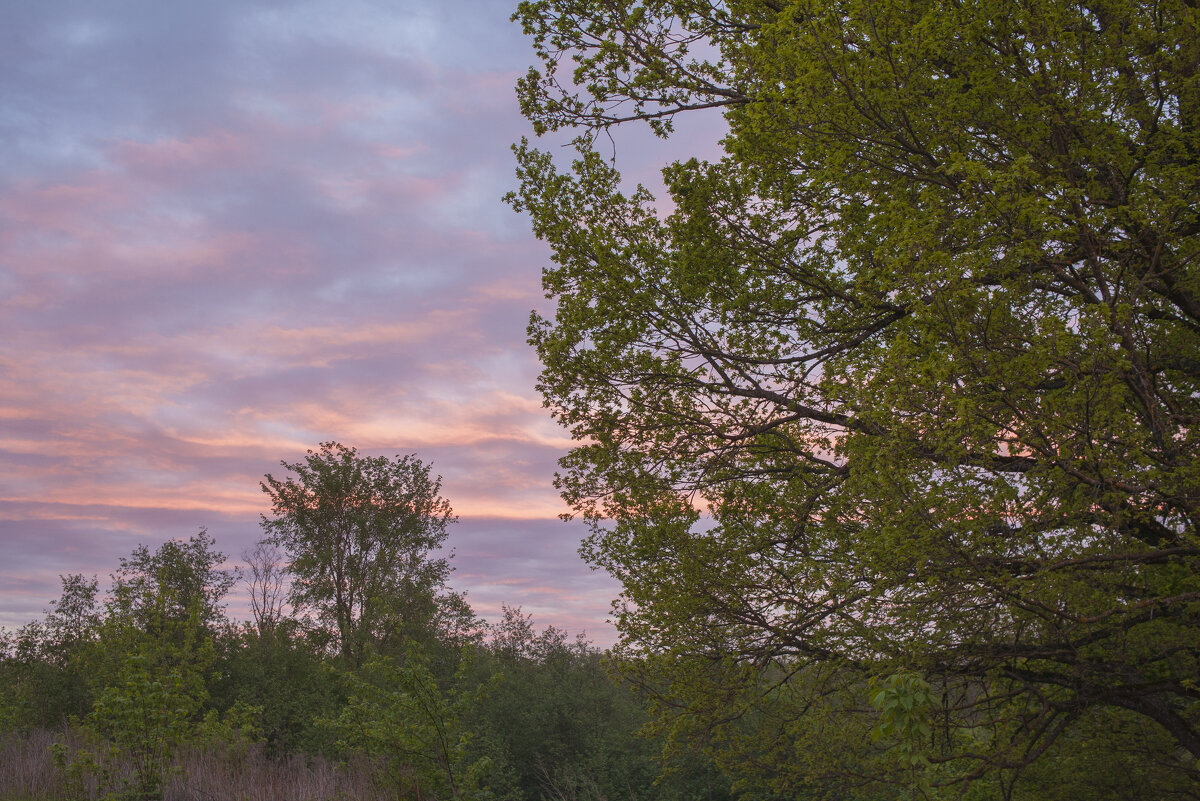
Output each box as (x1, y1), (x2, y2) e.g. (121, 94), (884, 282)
(0, 0), (723, 642)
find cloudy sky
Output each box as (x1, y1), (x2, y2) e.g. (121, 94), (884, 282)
(0, 0), (723, 642)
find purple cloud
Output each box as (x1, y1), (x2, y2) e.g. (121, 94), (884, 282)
(0, 0), (726, 647)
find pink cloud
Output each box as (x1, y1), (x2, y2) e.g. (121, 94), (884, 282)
(0, 0), (732, 647)
(110, 130), (255, 174)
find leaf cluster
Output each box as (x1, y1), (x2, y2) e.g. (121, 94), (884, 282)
(512, 0), (1200, 793)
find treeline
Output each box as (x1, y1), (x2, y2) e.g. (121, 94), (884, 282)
(3, 526), (1191, 801)
(0, 440), (1190, 801)
(0, 445), (729, 801)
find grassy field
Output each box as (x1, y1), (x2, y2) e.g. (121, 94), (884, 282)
(0, 728), (397, 801)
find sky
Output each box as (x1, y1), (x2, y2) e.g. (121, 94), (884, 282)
(0, 0), (724, 643)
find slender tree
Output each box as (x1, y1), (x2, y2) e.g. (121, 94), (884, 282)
(243, 541), (288, 640)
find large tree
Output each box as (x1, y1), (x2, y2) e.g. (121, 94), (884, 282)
(511, 0), (1200, 792)
(260, 442), (460, 664)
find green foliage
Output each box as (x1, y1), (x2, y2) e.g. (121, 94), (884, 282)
(869, 673), (933, 796)
(52, 651), (203, 801)
(93, 533), (230, 701)
(330, 643), (501, 801)
(107, 529), (234, 636)
(512, 0), (1200, 793)
(50, 737), (107, 801)
(211, 622), (345, 756)
(1010, 705), (1200, 800)
(2, 524), (736, 801)
(0, 575), (102, 731)
(51, 658), (265, 801)
(41, 533), (239, 800)
(261, 442), (464, 666)
(90, 654), (200, 799)
(623, 654), (879, 801)
(473, 606), (729, 801)
(190, 699), (267, 780)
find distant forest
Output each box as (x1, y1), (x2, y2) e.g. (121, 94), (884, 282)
(0, 444), (726, 801)
(3, 444), (1192, 800)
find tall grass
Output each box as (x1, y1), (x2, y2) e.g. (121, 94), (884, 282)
(0, 729), (63, 800)
(0, 728), (395, 801)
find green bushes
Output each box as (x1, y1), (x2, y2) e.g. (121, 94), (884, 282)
(0, 528), (724, 801)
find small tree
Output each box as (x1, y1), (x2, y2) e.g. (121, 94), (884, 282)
(243, 541), (288, 640)
(95, 530), (234, 692)
(0, 574), (102, 728)
(107, 529), (236, 641)
(86, 651), (204, 801)
(260, 442), (458, 665)
(51, 534), (248, 800)
(331, 644), (499, 801)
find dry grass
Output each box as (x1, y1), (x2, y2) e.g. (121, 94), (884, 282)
(0, 728), (63, 800)
(0, 729), (395, 801)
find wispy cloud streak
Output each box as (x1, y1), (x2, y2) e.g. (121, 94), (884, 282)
(0, 0), (647, 641)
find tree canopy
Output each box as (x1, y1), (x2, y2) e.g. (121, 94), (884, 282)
(511, 0), (1200, 791)
(260, 442), (461, 664)
(107, 528), (235, 637)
